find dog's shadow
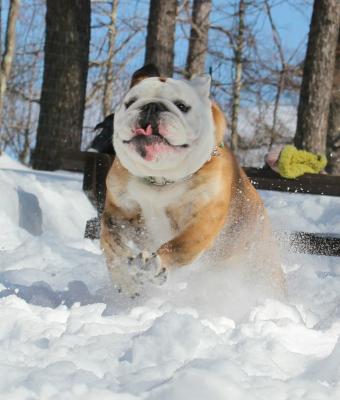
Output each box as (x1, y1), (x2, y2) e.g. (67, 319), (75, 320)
(0, 277), (135, 315)
(0, 278), (102, 306)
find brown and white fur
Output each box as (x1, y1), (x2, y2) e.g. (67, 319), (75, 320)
(101, 66), (285, 297)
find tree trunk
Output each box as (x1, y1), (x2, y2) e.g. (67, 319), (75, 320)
(144, 0), (177, 77)
(32, 0), (91, 170)
(102, 0), (119, 118)
(0, 0), (20, 134)
(185, 0), (211, 78)
(327, 29), (340, 175)
(230, 0), (246, 152)
(294, 0), (340, 154)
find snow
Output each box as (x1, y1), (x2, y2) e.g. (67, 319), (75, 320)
(235, 105), (297, 167)
(238, 105), (296, 141)
(1, 153), (340, 399)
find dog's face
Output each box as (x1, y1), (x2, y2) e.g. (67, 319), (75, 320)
(114, 74), (216, 180)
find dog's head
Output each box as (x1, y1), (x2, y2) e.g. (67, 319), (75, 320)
(114, 65), (220, 181)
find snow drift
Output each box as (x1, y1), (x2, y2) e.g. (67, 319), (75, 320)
(1, 153), (340, 399)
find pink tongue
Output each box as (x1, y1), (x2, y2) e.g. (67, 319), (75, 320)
(135, 125), (152, 136)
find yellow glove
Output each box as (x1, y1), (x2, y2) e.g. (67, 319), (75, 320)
(277, 145), (327, 179)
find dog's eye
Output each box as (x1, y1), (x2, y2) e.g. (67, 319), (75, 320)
(174, 101), (191, 113)
(124, 97), (137, 109)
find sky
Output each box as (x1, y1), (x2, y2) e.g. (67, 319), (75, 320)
(0, 0), (314, 153)
(102, 0), (313, 79)
(0, 0), (313, 96)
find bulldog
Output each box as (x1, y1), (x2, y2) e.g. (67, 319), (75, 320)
(101, 65), (285, 297)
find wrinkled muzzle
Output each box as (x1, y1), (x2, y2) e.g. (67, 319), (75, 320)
(119, 100), (190, 161)
(138, 101), (169, 130)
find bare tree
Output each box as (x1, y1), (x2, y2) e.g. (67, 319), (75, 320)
(185, 0), (212, 78)
(327, 28), (340, 174)
(0, 0), (20, 134)
(0, 0), (314, 169)
(33, 0), (91, 171)
(145, 0), (177, 76)
(0, 1), (44, 161)
(230, 0), (246, 152)
(294, 0), (340, 154)
(264, 0), (286, 150)
(102, 0), (119, 117)
(18, 50), (39, 164)
(0, 0), (2, 59)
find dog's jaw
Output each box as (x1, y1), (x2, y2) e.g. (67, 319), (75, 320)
(114, 134), (214, 181)
(122, 123), (189, 161)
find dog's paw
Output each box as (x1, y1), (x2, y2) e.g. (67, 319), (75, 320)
(114, 283), (141, 299)
(129, 251), (167, 285)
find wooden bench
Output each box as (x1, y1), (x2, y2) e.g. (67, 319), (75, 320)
(61, 150), (340, 257)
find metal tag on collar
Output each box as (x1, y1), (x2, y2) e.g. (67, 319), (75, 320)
(212, 142), (224, 157)
(143, 176), (174, 186)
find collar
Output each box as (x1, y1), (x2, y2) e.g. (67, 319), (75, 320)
(141, 142), (224, 187)
(142, 175), (191, 186)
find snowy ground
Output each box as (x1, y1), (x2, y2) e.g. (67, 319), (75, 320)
(1, 153), (340, 400)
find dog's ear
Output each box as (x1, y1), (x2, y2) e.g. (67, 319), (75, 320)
(188, 75), (211, 98)
(130, 64), (160, 87)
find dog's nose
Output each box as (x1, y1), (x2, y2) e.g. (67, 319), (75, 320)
(140, 102), (168, 115)
(139, 102), (168, 130)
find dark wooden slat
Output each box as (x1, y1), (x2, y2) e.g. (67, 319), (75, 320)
(60, 150), (88, 172)
(82, 152), (113, 213)
(84, 217), (101, 240)
(276, 231), (340, 257)
(244, 167), (340, 197)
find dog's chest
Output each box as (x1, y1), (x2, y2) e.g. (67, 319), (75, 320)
(127, 179), (186, 248)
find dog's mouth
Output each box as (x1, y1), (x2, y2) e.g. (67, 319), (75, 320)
(123, 126), (189, 160)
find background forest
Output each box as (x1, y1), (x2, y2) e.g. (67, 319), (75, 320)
(0, 0), (339, 172)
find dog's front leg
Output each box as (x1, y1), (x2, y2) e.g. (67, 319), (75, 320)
(101, 208), (145, 295)
(137, 199), (229, 279)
